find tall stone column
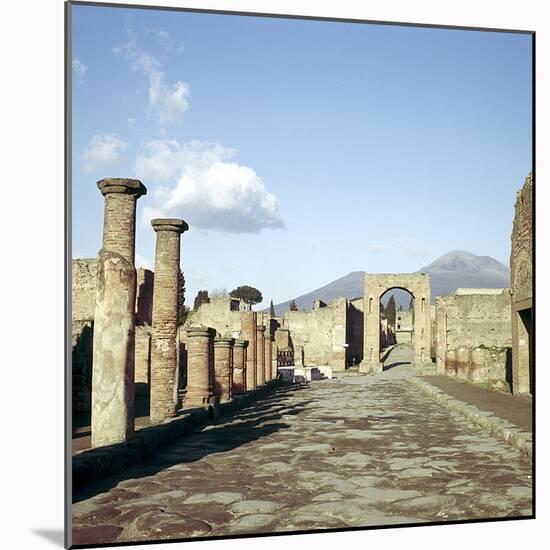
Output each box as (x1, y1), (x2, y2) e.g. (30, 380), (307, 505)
(232, 339), (248, 394)
(149, 218), (188, 424)
(264, 331), (273, 383)
(184, 326), (215, 408)
(214, 336), (234, 402)
(241, 311), (257, 391)
(256, 325), (266, 386)
(91, 178), (146, 448)
(272, 342), (279, 380)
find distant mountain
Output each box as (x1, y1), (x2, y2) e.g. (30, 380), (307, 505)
(268, 250), (510, 315)
(417, 250), (510, 301)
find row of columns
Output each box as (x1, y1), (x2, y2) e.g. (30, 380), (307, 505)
(89, 177), (278, 448)
(183, 323), (276, 408)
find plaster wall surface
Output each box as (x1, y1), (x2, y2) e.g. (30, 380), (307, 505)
(283, 297), (348, 370)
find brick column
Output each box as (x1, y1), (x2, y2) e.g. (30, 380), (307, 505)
(232, 339), (248, 394)
(91, 178), (146, 448)
(264, 330), (273, 382)
(149, 218), (188, 424)
(241, 311), (257, 391)
(214, 336), (234, 402)
(184, 326), (215, 408)
(272, 342), (279, 380)
(98, 178), (146, 265)
(256, 325), (266, 386)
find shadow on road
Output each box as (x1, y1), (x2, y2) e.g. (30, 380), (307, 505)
(73, 383), (312, 504)
(383, 361), (411, 371)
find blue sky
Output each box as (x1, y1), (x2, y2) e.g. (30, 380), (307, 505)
(71, 4), (532, 308)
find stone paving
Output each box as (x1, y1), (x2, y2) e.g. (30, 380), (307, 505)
(72, 346), (533, 546)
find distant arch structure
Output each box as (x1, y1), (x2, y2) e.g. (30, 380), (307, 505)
(361, 273), (433, 373)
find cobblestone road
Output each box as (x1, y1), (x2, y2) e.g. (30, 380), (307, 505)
(72, 346), (533, 546)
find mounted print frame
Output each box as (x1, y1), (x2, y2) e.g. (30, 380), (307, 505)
(66, 1), (535, 548)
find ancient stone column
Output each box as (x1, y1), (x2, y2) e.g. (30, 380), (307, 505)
(272, 342), (279, 380)
(91, 178), (146, 448)
(264, 331), (273, 383)
(256, 325), (266, 386)
(184, 326), (215, 408)
(98, 178), (146, 265)
(149, 218), (189, 424)
(241, 311), (257, 391)
(232, 339), (248, 394)
(214, 336), (234, 402)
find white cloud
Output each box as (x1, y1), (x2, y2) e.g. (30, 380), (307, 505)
(114, 32), (190, 124)
(81, 134), (127, 173)
(137, 139), (284, 234)
(368, 239), (433, 258)
(72, 58), (87, 85)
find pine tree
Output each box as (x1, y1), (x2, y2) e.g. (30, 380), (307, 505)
(270, 300), (275, 317)
(177, 269), (187, 325)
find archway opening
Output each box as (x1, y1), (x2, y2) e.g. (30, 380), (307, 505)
(380, 287), (415, 357)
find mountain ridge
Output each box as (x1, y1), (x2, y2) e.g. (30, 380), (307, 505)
(268, 250), (510, 315)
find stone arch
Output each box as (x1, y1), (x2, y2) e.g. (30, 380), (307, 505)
(361, 273), (432, 373)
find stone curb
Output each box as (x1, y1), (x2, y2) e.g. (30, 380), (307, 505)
(73, 379), (283, 491)
(411, 377), (532, 459)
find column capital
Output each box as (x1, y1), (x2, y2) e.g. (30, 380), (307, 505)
(256, 325), (266, 333)
(151, 218), (189, 234)
(214, 336), (235, 347)
(234, 339), (249, 348)
(97, 178), (147, 197)
(186, 326), (215, 338)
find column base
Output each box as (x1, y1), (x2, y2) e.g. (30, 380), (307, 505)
(359, 362), (383, 374)
(183, 389), (217, 409)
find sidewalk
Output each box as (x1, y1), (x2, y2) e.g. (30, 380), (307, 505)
(421, 375), (532, 433)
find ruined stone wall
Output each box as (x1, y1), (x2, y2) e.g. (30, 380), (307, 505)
(72, 259), (154, 323)
(185, 296), (243, 337)
(435, 289), (512, 390)
(71, 258), (154, 413)
(72, 259), (98, 321)
(283, 297), (348, 370)
(510, 173), (533, 395)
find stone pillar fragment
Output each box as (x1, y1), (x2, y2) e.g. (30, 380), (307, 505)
(256, 325), (266, 386)
(232, 339), (248, 394)
(91, 178), (146, 448)
(241, 311), (257, 391)
(272, 342), (279, 380)
(149, 218), (188, 424)
(91, 250), (137, 447)
(214, 336), (234, 402)
(264, 332), (273, 382)
(184, 326), (215, 408)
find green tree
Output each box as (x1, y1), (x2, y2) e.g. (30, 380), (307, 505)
(230, 285), (263, 305)
(270, 300), (275, 317)
(177, 269), (187, 325)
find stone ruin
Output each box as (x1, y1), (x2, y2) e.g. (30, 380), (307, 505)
(72, 172), (533, 448)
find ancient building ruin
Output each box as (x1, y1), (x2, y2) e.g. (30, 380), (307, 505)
(510, 173), (533, 395)
(434, 288), (512, 389)
(362, 274), (432, 373)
